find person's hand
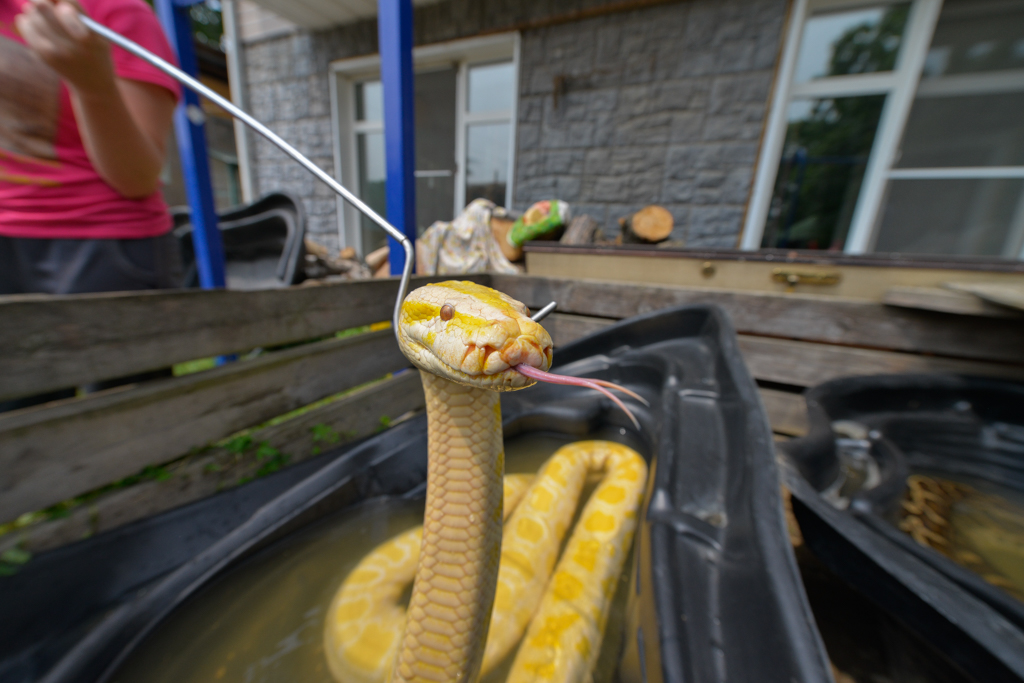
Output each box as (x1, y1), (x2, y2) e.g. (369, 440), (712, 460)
(15, 0), (117, 97)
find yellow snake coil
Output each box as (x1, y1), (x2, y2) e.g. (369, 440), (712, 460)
(325, 438), (646, 683)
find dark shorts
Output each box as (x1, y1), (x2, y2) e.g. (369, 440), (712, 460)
(0, 232), (183, 295)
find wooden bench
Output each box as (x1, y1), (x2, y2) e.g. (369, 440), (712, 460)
(3, 274), (1023, 555)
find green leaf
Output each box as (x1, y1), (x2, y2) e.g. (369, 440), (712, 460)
(311, 423), (340, 444)
(256, 442), (280, 461)
(1, 547), (31, 565)
(224, 435), (253, 455)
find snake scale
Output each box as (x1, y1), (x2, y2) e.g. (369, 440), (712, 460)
(324, 281), (647, 683)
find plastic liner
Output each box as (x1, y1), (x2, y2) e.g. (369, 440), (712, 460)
(22, 305), (830, 683)
(781, 374), (1024, 683)
(0, 449), (353, 683)
(173, 192), (307, 289)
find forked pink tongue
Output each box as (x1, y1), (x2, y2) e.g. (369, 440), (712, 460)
(514, 364), (643, 430)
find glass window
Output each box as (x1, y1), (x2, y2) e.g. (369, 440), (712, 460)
(793, 4), (910, 84)
(468, 62), (514, 113)
(356, 81), (383, 122)
(343, 51), (516, 255)
(465, 122), (510, 207)
(415, 68), (457, 234)
(357, 131), (387, 254)
(921, 0), (1024, 77)
(875, 178), (1024, 256)
(761, 96), (886, 250)
(896, 92), (1024, 169)
(872, 0), (1024, 258)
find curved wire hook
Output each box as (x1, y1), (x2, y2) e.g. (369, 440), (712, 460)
(80, 15), (414, 336)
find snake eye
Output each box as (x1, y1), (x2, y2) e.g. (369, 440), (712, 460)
(440, 304), (454, 321)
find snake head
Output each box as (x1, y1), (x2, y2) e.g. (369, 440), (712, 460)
(397, 281), (553, 391)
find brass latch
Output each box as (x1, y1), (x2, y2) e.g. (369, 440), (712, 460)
(771, 268), (841, 290)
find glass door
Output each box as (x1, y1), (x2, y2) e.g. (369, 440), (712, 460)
(354, 70), (459, 256)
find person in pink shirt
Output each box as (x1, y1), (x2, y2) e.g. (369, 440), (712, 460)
(0, 0), (183, 294)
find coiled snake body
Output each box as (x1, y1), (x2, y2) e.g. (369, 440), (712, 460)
(324, 281), (646, 683)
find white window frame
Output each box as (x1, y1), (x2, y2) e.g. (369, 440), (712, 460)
(329, 32), (520, 253)
(741, 0), (944, 253)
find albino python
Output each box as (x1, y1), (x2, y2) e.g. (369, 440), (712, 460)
(323, 281), (648, 683)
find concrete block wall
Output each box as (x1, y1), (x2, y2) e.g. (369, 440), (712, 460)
(241, 0), (786, 251)
(513, 0), (786, 246)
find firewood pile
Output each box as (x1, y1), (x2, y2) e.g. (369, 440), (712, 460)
(302, 202), (680, 283)
(558, 204), (679, 248)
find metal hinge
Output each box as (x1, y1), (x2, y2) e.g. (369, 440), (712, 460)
(771, 268), (842, 289)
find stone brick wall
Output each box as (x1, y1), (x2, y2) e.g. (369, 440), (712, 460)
(242, 0), (786, 251)
(513, 0), (786, 246)
(245, 26), (377, 249)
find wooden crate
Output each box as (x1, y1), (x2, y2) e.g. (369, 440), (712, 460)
(2, 273), (1022, 554)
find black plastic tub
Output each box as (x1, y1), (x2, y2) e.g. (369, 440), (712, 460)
(781, 374), (1024, 683)
(8, 305), (831, 683)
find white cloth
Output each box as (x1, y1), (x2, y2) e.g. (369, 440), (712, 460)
(416, 199), (522, 275)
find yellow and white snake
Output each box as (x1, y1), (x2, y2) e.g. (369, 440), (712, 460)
(324, 281), (647, 683)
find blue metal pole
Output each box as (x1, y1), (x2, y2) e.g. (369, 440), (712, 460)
(154, 0), (226, 289)
(378, 0), (417, 276)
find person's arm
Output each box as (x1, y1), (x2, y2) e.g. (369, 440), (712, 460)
(15, 0), (176, 199)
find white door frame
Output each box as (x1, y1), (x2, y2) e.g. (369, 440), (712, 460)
(329, 32), (519, 253)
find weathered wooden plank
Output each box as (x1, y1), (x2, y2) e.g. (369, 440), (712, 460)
(0, 274), (485, 401)
(882, 286), (1019, 318)
(737, 336), (1024, 388)
(544, 312), (615, 347)
(537, 311), (1022, 390)
(0, 328), (409, 523)
(945, 281), (1024, 312)
(493, 274), (1024, 364)
(0, 371), (426, 555)
(759, 388), (808, 437)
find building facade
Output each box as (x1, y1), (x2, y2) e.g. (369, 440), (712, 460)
(234, 0), (1024, 262)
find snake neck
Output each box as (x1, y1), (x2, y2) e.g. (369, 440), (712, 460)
(391, 371), (505, 683)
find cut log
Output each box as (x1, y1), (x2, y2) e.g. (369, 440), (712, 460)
(560, 214), (600, 245)
(365, 245), (390, 271)
(620, 205), (673, 244)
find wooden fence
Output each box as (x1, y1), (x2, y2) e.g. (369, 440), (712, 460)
(2, 273), (1023, 553)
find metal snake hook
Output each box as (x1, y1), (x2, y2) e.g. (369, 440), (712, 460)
(80, 14), (414, 337)
(530, 301), (557, 322)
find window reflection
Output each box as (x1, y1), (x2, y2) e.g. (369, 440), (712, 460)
(793, 4), (909, 83)
(874, 0), (1024, 258)
(762, 96), (886, 250)
(358, 131), (387, 255)
(468, 62), (514, 112)
(356, 81), (383, 122)
(876, 179), (1024, 256)
(897, 92), (1024, 169)
(922, 0), (1024, 77)
(466, 122), (509, 207)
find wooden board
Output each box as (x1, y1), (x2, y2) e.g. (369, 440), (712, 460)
(543, 312), (615, 348)
(882, 286), (1020, 318)
(523, 247), (1024, 301)
(945, 281), (1024, 312)
(493, 274), (1024, 364)
(0, 275), (483, 401)
(0, 371), (426, 556)
(540, 311), (1021, 388)
(0, 328), (410, 523)
(758, 388), (808, 437)
(736, 335), (1024, 388)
